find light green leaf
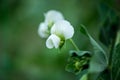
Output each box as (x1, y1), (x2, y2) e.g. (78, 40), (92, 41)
(80, 25), (108, 79)
(80, 73), (88, 80)
(115, 30), (120, 45)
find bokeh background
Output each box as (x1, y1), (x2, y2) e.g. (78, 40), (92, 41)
(0, 0), (120, 80)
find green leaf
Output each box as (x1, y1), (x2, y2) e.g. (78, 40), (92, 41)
(96, 44), (120, 80)
(80, 25), (108, 79)
(66, 50), (91, 75)
(69, 50), (91, 57)
(97, 3), (110, 21)
(97, 69), (111, 80)
(80, 73), (88, 80)
(99, 4), (120, 47)
(112, 43), (120, 80)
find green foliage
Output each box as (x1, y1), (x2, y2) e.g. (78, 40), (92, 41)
(67, 25), (109, 80)
(97, 4), (120, 80)
(66, 2), (120, 80)
(112, 43), (120, 80)
(99, 3), (120, 47)
(80, 25), (108, 80)
(1, 0), (120, 80)
(97, 43), (120, 80)
(80, 74), (88, 80)
(66, 50), (91, 75)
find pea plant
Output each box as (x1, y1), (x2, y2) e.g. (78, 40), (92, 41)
(38, 7), (120, 80)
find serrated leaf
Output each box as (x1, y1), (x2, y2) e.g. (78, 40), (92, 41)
(80, 25), (108, 80)
(112, 43), (120, 80)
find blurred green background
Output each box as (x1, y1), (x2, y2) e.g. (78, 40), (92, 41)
(0, 0), (120, 80)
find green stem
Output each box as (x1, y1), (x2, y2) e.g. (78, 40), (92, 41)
(69, 39), (80, 51)
(115, 30), (120, 45)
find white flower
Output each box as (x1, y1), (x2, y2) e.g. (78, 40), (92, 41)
(46, 20), (74, 49)
(38, 10), (74, 49)
(38, 22), (49, 38)
(44, 10), (64, 25)
(38, 10), (64, 38)
(51, 20), (74, 39)
(46, 34), (60, 49)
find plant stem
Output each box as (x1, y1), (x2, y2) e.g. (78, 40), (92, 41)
(69, 39), (80, 51)
(115, 30), (120, 45)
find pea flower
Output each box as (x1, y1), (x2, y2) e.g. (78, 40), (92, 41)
(38, 22), (49, 38)
(46, 20), (74, 49)
(46, 34), (60, 49)
(38, 10), (64, 38)
(44, 10), (64, 26)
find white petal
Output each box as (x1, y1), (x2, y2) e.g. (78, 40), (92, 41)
(38, 22), (49, 38)
(44, 10), (64, 24)
(46, 34), (60, 49)
(51, 20), (74, 39)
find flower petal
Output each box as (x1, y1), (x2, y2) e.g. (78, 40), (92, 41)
(44, 10), (64, 24)
(51, 20), (74, 39)
(46, 34), (60, 49)
(38, 22), (49, 38)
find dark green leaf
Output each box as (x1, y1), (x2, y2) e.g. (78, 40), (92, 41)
(97, 43), (120, 80)
(99, 4), (120, 47)
(97, 3), (110, 21)
(112, 43), (120, 80)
